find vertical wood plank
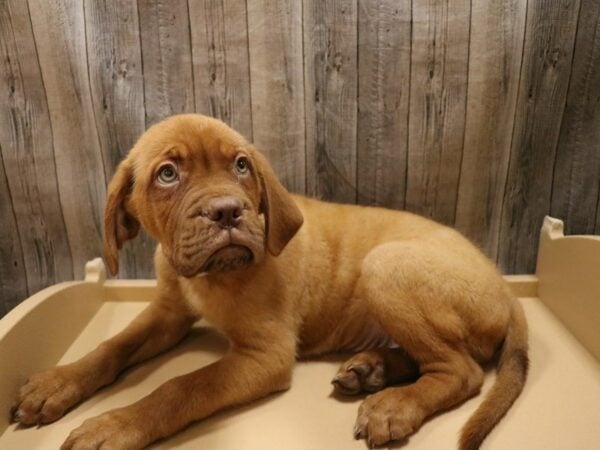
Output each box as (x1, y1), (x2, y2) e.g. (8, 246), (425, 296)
(0, 150), (28, 316)
(597, 182), (600, 234)
(138, 0), (195, 126)
(304, 0), (358, 203)
(0, 0), (74, 297)
(499, 0), (581, 274)
(84, 0), (155, 278)
(247, 0), (305, 193)
(28, 0), (105, 279)
(597, 185), (600, 235)
(84, 0), (145, 173)
(405, 0), (471, 225)
(550, 0), (600, 236)
(356, 0), (411, 208)
(454, 0), (527, 259)
(189, 0), (253, 140)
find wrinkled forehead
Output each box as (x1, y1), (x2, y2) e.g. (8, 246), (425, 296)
(128, 115), (247, 179)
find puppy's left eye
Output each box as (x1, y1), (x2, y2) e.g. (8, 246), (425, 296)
(235, 155), (249, 174)
(157, 163), (179, 185)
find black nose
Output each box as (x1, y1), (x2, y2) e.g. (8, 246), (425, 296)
(206, 196), (244, 228)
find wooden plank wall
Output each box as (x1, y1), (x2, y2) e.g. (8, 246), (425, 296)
(455, 0), (526, 262)
(1, 0), (599, 316)
(498, 0), (582, 274)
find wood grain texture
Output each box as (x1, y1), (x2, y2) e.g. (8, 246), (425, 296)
(247, 0), (306, 193)
(2, 1), (600, 317)
(356, 0), (411, 208)
(84, 0), (155, 278)
(0, 0), (74, 295)
(138, 0), (195, 126)
(304, 0), (358, 203)
(597, 184), (600, 234)
(28, 0), (106, 279)
(0, 149), (28, 316)
(550, 0), (600, 236)
(405, 0), (470, 225)
(189, 0), (253, 140)
(499, 0), (581, 274)
(454, 0), (527, 259)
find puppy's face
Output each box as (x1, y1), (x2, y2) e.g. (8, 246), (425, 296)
(103, 114), (303, 277)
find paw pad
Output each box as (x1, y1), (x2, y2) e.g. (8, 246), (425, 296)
(332, 358), (386, 395)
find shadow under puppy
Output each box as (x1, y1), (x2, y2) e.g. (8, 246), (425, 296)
(12, 114), (528, 450)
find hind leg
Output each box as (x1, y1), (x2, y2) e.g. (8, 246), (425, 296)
(354, 353), (483, 446)
(353, 242), (496, 446)
(332, 347), (419, 395)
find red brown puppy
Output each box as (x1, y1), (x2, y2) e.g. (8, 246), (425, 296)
(12, 114), (528, 450)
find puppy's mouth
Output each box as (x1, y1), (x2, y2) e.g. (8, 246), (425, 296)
(200, 244), (254, 273)
(172, 219), (264, 278)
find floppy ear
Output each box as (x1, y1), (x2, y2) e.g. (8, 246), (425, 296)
(103, 159), (140, 276)
(251, 148), (303, 255)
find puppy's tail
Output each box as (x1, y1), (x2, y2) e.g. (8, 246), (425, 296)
(459, 300), (529, 450)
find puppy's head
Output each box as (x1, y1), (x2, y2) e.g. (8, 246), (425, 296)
(103, 114), (303, 277)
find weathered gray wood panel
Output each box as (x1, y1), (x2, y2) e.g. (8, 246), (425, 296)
(29, 0), (107, 279)
(138, 0), (195, 126)
(189, 0), (253, 139)
(304, 0), (358, 203)
(1, 0), (600, 316)
(405, 0), (470, 225)
(551, 0), (600, 236)
(356, 0), (411, 209)
(0, 0), (74, 294)
(247, 0), (306, 193)
(0, 151), (28, 316)
(84, 0), (155, 278)
(454, 0), (527, 259)
(499, 0), (581, 274)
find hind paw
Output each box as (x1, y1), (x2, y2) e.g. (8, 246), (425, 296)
(332, 351), (388, 395)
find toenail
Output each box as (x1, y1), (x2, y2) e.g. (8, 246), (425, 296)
(12, 409), (22, 422)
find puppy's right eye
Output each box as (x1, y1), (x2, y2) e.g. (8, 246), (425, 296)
(157, 163), (179, 185)
(235, 155), (249, 174)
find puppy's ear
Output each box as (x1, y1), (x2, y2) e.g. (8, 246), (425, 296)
(103, 159), (140, 276)
(251, 148), (303, 255)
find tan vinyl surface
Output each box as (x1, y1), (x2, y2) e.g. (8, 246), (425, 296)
(1, 217), (599, 449)
(536, 217), (600, 360)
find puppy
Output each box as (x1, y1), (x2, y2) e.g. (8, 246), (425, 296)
(12, 114), (528, 449)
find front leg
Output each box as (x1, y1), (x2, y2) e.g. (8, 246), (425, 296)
(12, 300), (196, 426)
(61, 345), (295, 450)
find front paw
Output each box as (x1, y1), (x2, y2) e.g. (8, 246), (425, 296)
(62, 409), (149, 450)
(12, 367), (87, 426)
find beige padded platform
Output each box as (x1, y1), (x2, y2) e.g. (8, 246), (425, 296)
(1, 217), (599, 449)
